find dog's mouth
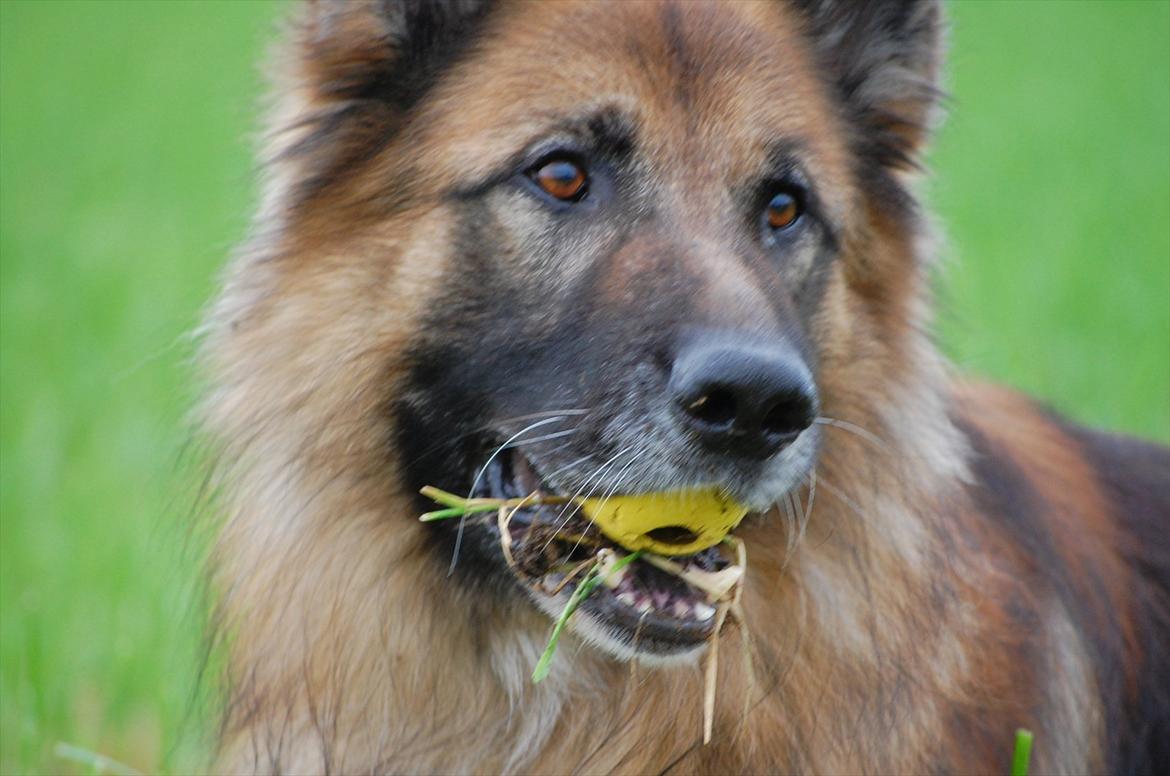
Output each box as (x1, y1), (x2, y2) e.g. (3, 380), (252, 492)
(467, 448), (747, 658)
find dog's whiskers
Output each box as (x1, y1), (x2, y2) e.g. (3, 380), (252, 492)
(450, 415), (571, 574)
(802, 469), (817, 539)
(815, 416), (891, 453)
(816, 474), (867, 523)
(782, 492), (801, 565)
(563, 446), (651, 559)
(766, 468), (818, 567)
(538, 446), (634, 555)
(492, 409), (590, 426)
(532, 452), (597, 484)
(501, 428), (578, 448)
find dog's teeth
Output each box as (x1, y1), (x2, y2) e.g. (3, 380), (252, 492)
(636, 598), (652, 614)
(617, 591), (637, 607)
(695, 602), (716, 620)
(603, 566), (627, 589)
(672, 600), (691, 619)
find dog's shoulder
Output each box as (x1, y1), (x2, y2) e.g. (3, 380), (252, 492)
(953, 380), (1170, 773)
(1057, 416), (1170, 773)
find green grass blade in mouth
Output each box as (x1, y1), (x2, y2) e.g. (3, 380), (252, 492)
(419, 504), (499, 522)
(419, 485), (476, 509)
(531, 550), (643, 683)
(421, 481), (649, 683)
(417, 485), (570, 522)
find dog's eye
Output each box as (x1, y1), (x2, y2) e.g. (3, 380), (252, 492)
(765, 190), (802, 231)
(530, 158), (588, 202)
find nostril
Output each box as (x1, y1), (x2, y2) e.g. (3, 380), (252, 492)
(761, 394), (814, 438)
(645, 525), (700, 546)
(669, 335), (817, 460)
(685, 388), (736, 428)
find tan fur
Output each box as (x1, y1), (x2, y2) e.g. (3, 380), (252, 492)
(200, 2), (1157, 773)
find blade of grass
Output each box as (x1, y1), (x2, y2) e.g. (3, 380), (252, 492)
(419, 503), (502, 522)
(531, 565), (600, 684)
(1011, 728), (1033, 776)
(531, 550), (642, 683)
(419, 485), (471, 508)
(418, 486), (570, 522)
(53, 743), (142, 776)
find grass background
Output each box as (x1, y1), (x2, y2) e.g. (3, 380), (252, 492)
(1, 1), (1167, 773)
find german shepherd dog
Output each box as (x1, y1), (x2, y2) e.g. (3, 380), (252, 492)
(200, 1), (1170, 772)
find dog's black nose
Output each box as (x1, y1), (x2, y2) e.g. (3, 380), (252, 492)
(669, 337), (817, 460)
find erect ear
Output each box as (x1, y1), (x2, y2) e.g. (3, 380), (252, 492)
(270, 1), (495, 204)
(296, 0), (494, 110)
(792, 0), (944, 172)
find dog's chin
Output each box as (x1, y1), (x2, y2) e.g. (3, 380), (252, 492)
(459, 429), (818, 664)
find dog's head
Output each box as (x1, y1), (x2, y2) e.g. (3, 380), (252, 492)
(210, 0), (943, 665)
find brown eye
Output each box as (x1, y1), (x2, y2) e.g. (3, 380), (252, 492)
(532, 158), (587, 201)
(766, 191), (801, 230)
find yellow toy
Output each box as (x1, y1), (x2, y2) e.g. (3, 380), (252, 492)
(578, 489), (748, 556)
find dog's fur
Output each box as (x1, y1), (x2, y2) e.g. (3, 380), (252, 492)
(200, 1), (1170, 772)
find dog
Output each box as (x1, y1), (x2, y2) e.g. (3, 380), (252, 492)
(199, 1), (1170, 772)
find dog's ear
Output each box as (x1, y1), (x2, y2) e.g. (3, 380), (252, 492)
(294, 0), (494, 110)
(793, 0), (943, 171)
(295, 0), (494, 110)
(269, 1), (495, 207)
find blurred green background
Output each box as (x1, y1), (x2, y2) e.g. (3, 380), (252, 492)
(1, 1), (1167, 773)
